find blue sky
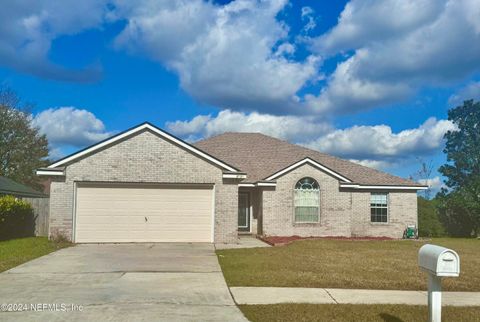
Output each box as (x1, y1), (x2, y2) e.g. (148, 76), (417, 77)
(1, 0), (480, 192)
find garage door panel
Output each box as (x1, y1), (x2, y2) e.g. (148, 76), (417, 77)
(77, 216), (211, 225)
(75, 184), (213, 243)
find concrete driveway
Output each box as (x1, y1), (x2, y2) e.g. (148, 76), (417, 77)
(0, 243), (248, 322)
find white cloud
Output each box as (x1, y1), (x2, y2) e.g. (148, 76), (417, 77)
(33, 107), (112, 147)
(301, 6), (317, 33)
(418, 176), (444, 191)
(2, 0), (480, 118)
(448, 81), (480, 106)
(313, 0), (444, 55)
(166, 109), (332, 142)
(308, 0), (480, 114)
(114, 0), (320, 114)
(305, 52), (413, 114)
(113, 0), (480, 116)
(0, 0), (109, 81)
(303, 117), (456, 160)
(348, 159), (395, 170)
(275, 43), (296, 57)
(47, 147), (65, 161)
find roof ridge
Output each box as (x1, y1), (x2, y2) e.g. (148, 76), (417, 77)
(194, 131), (420, 186)
(194, 131), (279, 145)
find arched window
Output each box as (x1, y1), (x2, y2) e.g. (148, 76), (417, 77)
(294, 177), (320, 223)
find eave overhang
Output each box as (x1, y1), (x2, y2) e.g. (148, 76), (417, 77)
(340, 183), (428, 190)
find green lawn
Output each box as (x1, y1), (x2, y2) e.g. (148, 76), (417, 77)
(217, 238), (480, 291)
(239, 304), (480, 322)
(0, 237), (71, 272)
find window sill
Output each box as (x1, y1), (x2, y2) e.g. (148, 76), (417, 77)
(370, 222), (390, 225)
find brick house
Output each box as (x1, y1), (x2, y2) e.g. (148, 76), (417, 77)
(37, 122), (426, 243)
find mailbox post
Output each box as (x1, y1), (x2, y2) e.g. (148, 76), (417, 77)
(418, 244), (460, 322)
(427, 274), (442, 322)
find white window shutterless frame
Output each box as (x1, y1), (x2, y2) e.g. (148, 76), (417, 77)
(294, 177), (320, 223)
(370, 192), (388, 223)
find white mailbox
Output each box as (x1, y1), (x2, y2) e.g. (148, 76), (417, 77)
(418, 244), (460, 277)
(418, 244), (460, 322)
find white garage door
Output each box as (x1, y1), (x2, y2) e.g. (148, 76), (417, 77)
(75, 183), (214, 243)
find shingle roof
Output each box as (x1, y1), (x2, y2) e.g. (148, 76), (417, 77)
(0, 176), (46, 198)
(194, 132), (422, 186)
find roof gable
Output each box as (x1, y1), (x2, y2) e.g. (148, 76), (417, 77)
(46, 123), (239, 172)
(265, 158), (352, 182)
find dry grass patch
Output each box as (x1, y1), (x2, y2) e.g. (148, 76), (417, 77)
(217, 238), (479, 291)
(239, 304), (480, 322)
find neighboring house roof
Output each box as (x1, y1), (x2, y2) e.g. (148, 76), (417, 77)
(0, 176), (46, 198)
(39, 122), (241, 174)
(194, 132), (424, 187)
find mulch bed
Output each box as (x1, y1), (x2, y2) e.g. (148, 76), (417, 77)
(259, 235), (395, 246)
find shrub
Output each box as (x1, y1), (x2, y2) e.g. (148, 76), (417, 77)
(49, 228), (70, 244)
(0, 195), (35, 241)
(418, 197), (445, 237)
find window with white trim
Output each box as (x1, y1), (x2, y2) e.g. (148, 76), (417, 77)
(370, 193), (388, 223)
(294, 177), (320, 223)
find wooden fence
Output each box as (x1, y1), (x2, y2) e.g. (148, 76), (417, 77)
(23, 197), (49, 236)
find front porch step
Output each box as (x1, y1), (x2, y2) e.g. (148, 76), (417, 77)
(238, 232), (255, 236)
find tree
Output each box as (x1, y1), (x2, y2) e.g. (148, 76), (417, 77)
(438, 99), (480, 237)
(417, 197), (445, 237)
(0, 87), (49, 189)
(410, 158), (434, 199)
(437, 190), (477, 237)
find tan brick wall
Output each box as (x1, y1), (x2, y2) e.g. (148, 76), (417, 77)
(350, 190), (418, 238)
(262, 163), (351, 237)
(49, 130), (238, 243)
(214, 180), (239, 243)
(261, 163), (417, 238)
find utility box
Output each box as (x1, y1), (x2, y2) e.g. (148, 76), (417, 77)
(418, 244), (460, 277)
(418, 244), (460, 322)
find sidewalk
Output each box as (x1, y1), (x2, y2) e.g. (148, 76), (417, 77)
(230, 287), (480, 306)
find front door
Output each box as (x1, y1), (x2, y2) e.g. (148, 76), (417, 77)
(238, 192), (250, 232)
